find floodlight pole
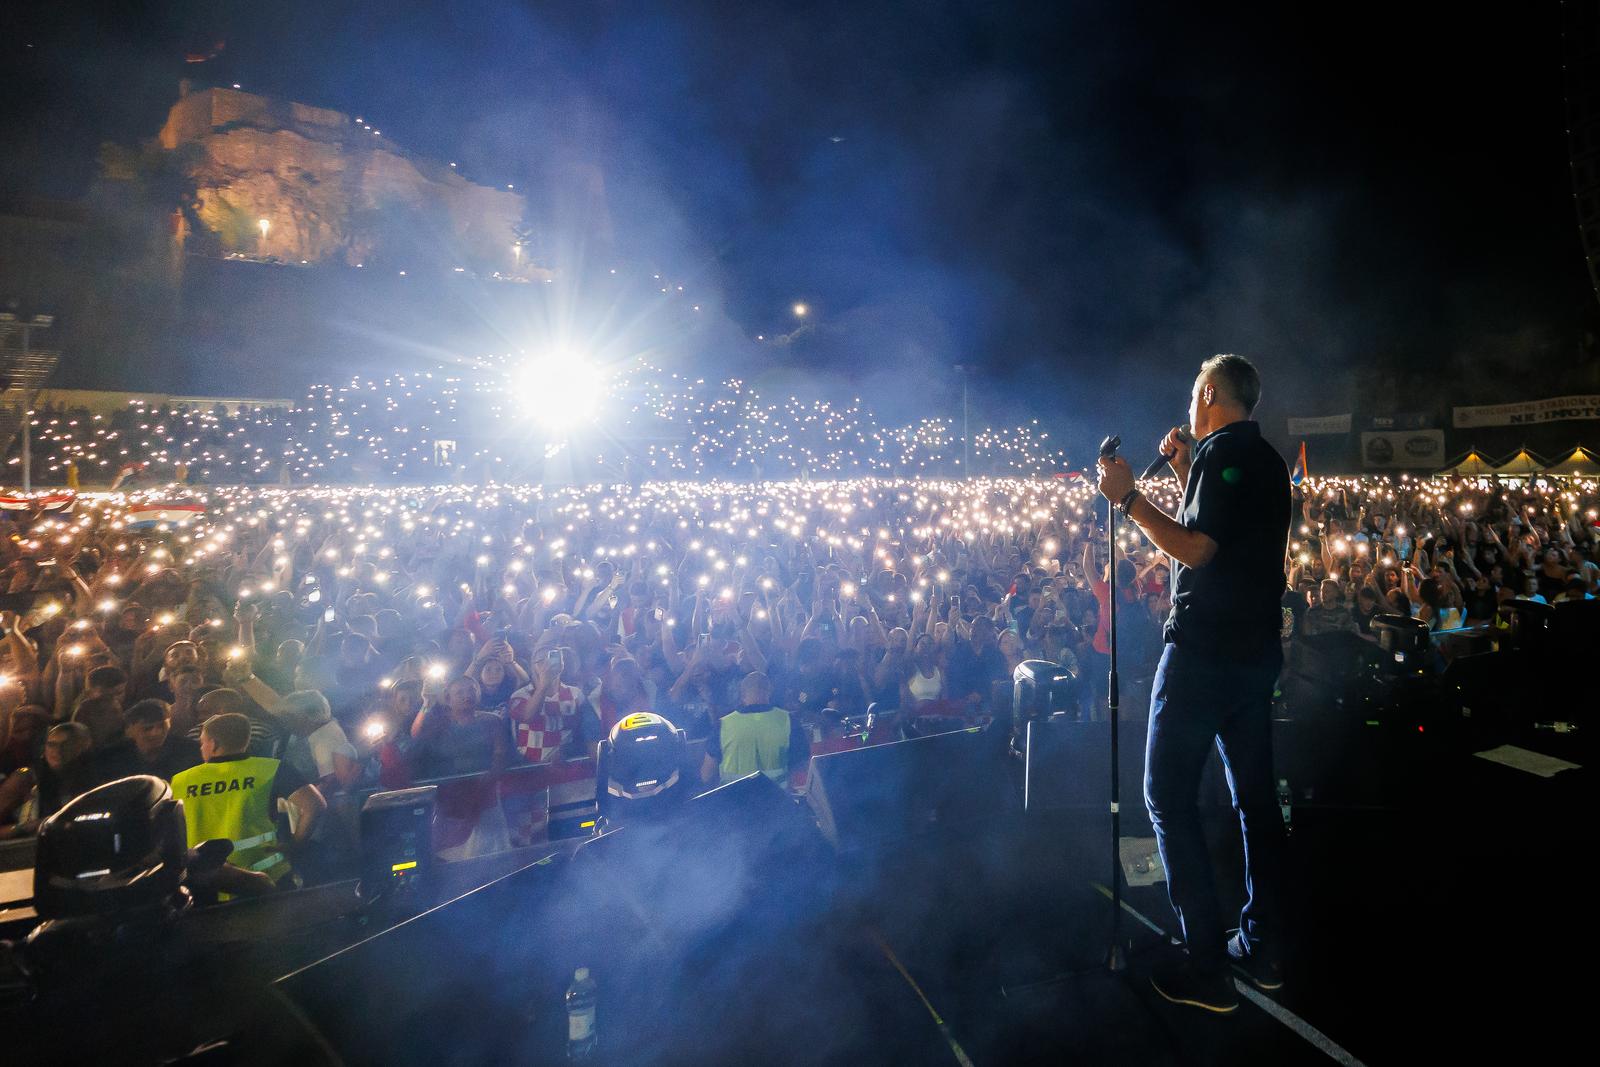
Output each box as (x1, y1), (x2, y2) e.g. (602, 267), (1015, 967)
(16, 318), (48, 493)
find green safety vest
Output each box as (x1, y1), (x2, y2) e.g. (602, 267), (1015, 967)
(718, 707), (793, 785)
(171, 756), (292, 884)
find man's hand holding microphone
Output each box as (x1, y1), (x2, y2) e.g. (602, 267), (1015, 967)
(1096, 424), (1192, 507)
(1159, 425), (1193, 485)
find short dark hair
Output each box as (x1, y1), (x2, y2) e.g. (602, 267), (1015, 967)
(200, 712), (252, 754)
(1200, 353), (1262, 414)
(124, 699), (171, 727)
(88, 665), (127, 690)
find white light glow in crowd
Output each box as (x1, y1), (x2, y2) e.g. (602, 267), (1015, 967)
(11, 359), (1074, 485)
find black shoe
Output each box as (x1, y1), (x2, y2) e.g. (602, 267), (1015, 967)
(1150, 959), (1239, 1014)
(1227, 930), (1284, 991)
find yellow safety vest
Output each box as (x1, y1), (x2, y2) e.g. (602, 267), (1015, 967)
(171, 756), (292, 884)
(718, 707), (793, 785)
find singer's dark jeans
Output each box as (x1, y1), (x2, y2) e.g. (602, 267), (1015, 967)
(1144, 641), (1284, 972)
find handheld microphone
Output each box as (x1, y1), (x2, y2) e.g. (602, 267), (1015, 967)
(1140, 426), (1192, 480)
(1138, 453), (1172, 480)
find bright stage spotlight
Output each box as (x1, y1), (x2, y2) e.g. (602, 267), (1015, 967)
(512, 353), (605, 430)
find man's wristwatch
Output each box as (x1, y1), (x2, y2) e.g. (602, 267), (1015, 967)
(1118, 489), (1141, 517)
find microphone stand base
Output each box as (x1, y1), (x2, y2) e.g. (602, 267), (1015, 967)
(1105, 938), (1130, 974)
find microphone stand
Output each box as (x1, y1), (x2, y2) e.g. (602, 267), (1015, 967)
(1104, 490), (1128, 973)
(998, 453), (1142, 1000)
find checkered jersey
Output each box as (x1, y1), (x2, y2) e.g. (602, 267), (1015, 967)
(508, 681), (583, 764)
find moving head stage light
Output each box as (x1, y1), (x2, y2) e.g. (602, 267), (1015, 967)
(33, 775), (187, 920)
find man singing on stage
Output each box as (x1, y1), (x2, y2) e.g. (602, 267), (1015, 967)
(1096, 353), (1290, 1013)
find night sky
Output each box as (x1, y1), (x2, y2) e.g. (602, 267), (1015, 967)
(0, 1), (1592, 453)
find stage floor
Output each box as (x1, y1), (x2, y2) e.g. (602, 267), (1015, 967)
(860, 731), (1590, 1066)
(4, 726), (1587, 1066)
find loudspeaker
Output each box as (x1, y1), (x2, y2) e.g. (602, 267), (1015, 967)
(558, 771), (832, 1002)
(1369, 613), (1430, 672)
(687, 771), (811, 848)
(547, 777), (600, 840)
(272, 847), (573, 1067)
(1552, 598), (1600, 662)
(1023, 716), (1148, 815)
(359, 786), (435, 903)
(1026, 714), (1264, 817)
(805, 726), (1016, 851)
(1499, 599), (1554, 653)
(576, 777), (825, 883)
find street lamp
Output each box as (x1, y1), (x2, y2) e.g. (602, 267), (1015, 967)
(792, 302), (809, 318)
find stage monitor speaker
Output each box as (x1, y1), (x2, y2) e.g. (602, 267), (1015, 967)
(1369, 613), (1431, 672)
(564, 771), (832, 970)
(359, 785), (435, 903)
(688, 771), (808, 841)
(1552, 597), (1600, 659)
(805, 726), (1015, 852)
(1023, 715), (1149, 815)
(547, 777), (599, 840)
(575, 771), (827, 881)
(271, 847), (574, 1067)
(1499, 599), (1554, 654)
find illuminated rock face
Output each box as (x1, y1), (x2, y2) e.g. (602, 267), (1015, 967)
(158, 85), (526, 272)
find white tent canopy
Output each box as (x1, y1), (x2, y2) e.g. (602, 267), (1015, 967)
(1438, 449), (1496, 476)
(1492, 448), (1548, 476)
(1541, 446), (1600, 477)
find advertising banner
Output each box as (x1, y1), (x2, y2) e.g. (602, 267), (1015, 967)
(1361, 429), (1445, 469)
(1452, 395), (1600, 429)
(1367, 412), (1433, 431)
(1286, 413), (1352, 435)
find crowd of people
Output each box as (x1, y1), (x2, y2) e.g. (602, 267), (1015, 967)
(9, 362), (1069, 486)
(0, 470), (1594, 889)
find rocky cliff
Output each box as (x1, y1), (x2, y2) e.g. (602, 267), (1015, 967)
(156, 85), (531, 274)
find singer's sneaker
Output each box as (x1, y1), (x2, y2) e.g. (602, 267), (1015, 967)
(1150, 959), (1239, 1014)
(1227, 930), (1284, 991)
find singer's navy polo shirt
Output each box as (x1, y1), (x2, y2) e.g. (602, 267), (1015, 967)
(1164, 420), (1291, 658)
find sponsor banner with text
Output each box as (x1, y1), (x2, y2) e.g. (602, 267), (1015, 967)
(1361, 429), (1444, 469)
(1452, 395), (1600, 429)
(1286, 413), (1351, 435)
(1367, 412), (1434, 431)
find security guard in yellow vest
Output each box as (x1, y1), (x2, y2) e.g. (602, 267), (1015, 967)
(172, 712), (326, 888)
(700, 672), (810, 787)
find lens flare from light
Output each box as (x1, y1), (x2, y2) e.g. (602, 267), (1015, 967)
(512, 354), (604, 431)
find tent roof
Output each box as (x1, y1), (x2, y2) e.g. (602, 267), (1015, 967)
(1440, 449), (1496, 475)
(1541, 446), (1600, 476)
(1492, 448), (1549, 475)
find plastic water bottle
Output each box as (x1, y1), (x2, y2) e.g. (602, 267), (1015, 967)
(566, 967), (597, 1060)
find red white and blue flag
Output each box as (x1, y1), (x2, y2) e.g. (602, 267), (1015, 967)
(1290, 441), (1308, 486)
(125, 502), (206, 528)
(0, 492), (76, 513)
